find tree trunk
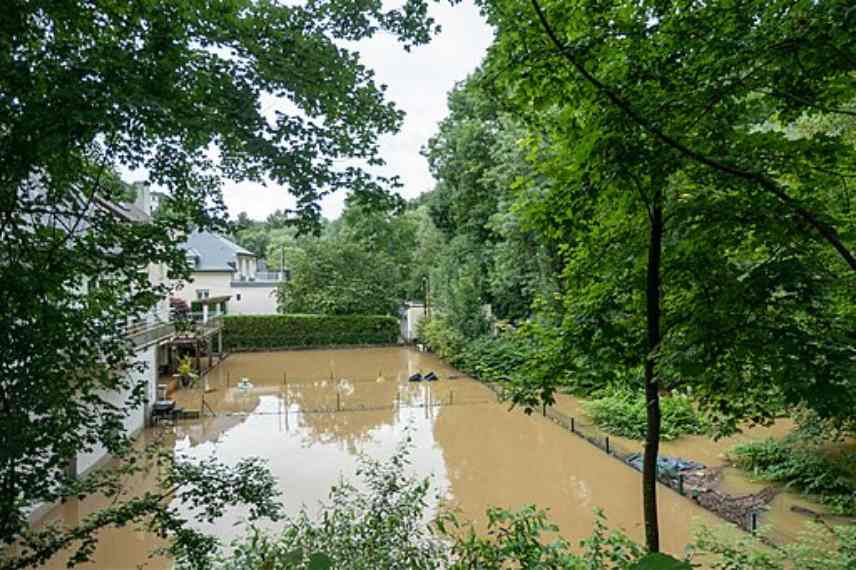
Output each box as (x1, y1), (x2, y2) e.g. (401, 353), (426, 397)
(643, 197), (664, 552)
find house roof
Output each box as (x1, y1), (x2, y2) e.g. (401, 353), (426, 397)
(180, 231), (254, 272)
(94, 197), (151, 223)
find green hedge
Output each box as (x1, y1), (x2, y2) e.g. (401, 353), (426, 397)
(222, 314), (400, 351)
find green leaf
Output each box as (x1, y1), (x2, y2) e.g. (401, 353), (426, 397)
(308, 552), (333, 570)
(631, 552), (693, 570)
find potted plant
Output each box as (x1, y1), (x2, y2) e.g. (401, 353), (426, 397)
(173, 356), (198, 389)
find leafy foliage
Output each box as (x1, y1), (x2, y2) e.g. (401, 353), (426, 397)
(442, 506), (651, 569)
(583, 387), (707, 442)
(692, 522), (856, 570)
(1, 0), (438, 562)
(469, 0), (856, 551)
(730, 438), (856, 516)
(277, 239), (402, 316)
(208, 439), (445, 570)
(6, 442), (283, 570)
(235, 199), (436, 317)
(222, 314), (400, 350)
(418, 317), (535, 382)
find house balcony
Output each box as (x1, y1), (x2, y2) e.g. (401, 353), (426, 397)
(188, 311), (224, 336)
(125, 317), (176, 349)
(230, 271), (289, 286)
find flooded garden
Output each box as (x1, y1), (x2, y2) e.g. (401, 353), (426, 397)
(39, 346), (843, 569)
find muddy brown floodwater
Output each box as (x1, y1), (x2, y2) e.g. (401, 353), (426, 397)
(551, 393), (840, 544)
(44, 347), (742, 569)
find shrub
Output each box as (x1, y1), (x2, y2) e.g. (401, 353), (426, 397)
(583, 386), (707, 441)
(211, 439), (446, 570)
(418, 316), (467, 363)
(730, 438), (856, 516)
(418, 316), (534, 381)
(452, 335), (535, 380)
(222, 314), (400, 351)
(692, 521), (856, 570)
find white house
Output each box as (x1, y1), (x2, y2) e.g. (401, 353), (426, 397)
(22, 185), (178, 526)
(174, 231), (285, 315)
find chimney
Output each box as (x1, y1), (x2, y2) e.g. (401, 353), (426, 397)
(132, 182), (152, 215)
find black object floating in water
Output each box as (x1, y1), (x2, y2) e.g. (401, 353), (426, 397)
(424, 372), (438, 382)
(408, 373), (423, 382)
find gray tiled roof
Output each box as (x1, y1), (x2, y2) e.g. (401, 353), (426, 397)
(180, 231), (254, 272)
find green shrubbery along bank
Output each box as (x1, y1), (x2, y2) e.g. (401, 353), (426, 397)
(222, 315), (400, 351)
(583, 387), (707, 442)
(730, 438), (856, 517)
(419, 316), (708, 441)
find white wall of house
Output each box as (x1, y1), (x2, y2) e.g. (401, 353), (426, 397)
(75, 344), (157, 477)
(173, 272), (281, 315)
(173, 272), (233, 305)
(235, 253), (257, 280)
(401, 304), (427, 342)
(230, 284), (279, 315)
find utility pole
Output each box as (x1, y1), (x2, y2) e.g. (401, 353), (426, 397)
(280, 244), (285, 280)
(422, 275), (430, 320)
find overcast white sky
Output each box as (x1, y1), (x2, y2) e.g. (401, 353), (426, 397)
(222, 1), (493, 222)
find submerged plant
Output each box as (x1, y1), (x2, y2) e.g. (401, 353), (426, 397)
(583, 386), (707, 441)
(730, 438), (856, 516)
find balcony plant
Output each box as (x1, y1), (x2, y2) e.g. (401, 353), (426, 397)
(174, 356), (198, 389)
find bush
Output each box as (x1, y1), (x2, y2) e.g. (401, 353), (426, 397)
(210, 439), (446, 570)
(730, 438), (856, 516)
(583, 386), (707, 441)
(692, 522), (856, 570)
(418, 316), (534, 381)
(418, 316), (467, 363)
(222, 314), (400, 351)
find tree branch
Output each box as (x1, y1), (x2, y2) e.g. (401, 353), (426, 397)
(528, 0), (856, 273)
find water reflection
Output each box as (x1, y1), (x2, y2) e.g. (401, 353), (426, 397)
(43, 348), (729, 568)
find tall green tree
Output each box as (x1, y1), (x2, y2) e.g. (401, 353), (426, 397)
(480, 0), (856, 552)
(0, 0), (436, 565)
(277, 239), (401, 316)
(424, 77), (557, 326)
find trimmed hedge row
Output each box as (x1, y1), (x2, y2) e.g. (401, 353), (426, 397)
(222, 314), (400, 351)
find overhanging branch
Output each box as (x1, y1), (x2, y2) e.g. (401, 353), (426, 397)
(528, 0), (856, 273)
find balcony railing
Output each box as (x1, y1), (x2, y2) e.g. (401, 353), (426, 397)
(231, 271), (286, 283)
(256, 271), (285, 281)
(174, 311), (224, 337)
(124, 308), (227, 347)
(125, 318), (176, 348)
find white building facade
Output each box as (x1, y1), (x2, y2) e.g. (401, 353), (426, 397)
(173, 231), (285, 315)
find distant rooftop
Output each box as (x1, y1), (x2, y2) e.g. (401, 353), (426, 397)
(180, 231), (254, 272)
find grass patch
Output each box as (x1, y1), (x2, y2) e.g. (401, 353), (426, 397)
(582, 386), (707, 441)
(730, 438), (856, 516)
